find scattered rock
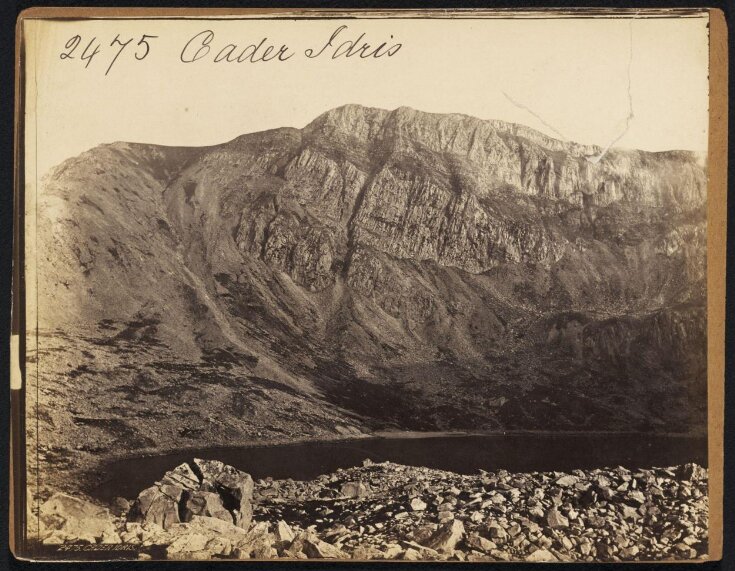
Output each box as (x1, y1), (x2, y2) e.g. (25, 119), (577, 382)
(425, 519), (465, 553)
(620, 504), (640, 520)
(621, 545), (640, 557)
(485, 522), (508, 541)
(556, 475), (578, 487)
(402, 547), (421, 560)
(303, 536), (348, 559)
(526, 548), (558, 562)
(340, 482), (370, 499)
(275, 520), (295, 543)
(39, 493), (119, 544)
(350, 545), (382, 559)
(679, 464), (706, 481)
(546, 507), (569, 529)
(43, 459), (708, 562)
(410, 497), (427, 511)
(466, 533), (497, 553)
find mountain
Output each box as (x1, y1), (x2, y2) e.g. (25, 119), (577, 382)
(31, 104), (707, 477)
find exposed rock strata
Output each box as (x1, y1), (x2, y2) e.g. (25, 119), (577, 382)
(30, 105), (707, 491)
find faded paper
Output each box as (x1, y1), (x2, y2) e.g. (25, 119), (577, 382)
(14, 9), (722, 563)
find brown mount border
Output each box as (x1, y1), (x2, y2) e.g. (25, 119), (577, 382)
(705, 7), (727, 564)
(14, 6), (716, 20)
(10, 7), (727, 562)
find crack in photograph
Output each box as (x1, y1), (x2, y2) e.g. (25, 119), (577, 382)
(12, 8), (723, 563)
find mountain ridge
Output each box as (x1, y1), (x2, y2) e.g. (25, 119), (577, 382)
(30, 104), (707, 487)
(55, 104), (704, 183)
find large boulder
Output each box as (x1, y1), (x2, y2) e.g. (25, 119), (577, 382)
(128, 460), (253, 530)
(38, 493), (120, 545)
(128, 462), (200, 529)
(193, 459), (254, 529)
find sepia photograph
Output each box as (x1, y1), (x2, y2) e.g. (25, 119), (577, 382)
(12, 8), (725, 562)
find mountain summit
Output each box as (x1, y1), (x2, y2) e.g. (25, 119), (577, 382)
(34, 104), (707, 465)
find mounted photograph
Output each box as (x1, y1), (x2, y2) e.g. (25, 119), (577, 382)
(11, 7), (726, 562)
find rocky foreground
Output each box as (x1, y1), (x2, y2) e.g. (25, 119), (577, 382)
(31, 459), (708, 562)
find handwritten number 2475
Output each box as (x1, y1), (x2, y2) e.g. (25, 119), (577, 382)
(60, 34), (158, 75)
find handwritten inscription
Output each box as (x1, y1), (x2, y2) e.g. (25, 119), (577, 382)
(304, 25), (401, 59)
(59, 34), (158, 75)
(59, 25), (401, 74)
(180, 30), (294, 63)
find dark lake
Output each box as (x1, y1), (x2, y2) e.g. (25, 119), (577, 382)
(92, 432), (706, 502)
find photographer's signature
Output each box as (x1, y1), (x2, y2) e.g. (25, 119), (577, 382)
(54, 543), (140, 552)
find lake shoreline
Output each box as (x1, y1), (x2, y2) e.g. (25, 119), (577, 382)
(86, 430), (708, 504)
(95, 428), (707, 464)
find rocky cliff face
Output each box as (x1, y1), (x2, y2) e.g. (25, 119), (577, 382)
(32, 105), (707, 470)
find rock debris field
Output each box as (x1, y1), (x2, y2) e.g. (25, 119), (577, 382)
(31, 459), (708, 562)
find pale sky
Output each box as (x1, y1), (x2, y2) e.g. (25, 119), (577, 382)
(25, 14), (710, 177)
